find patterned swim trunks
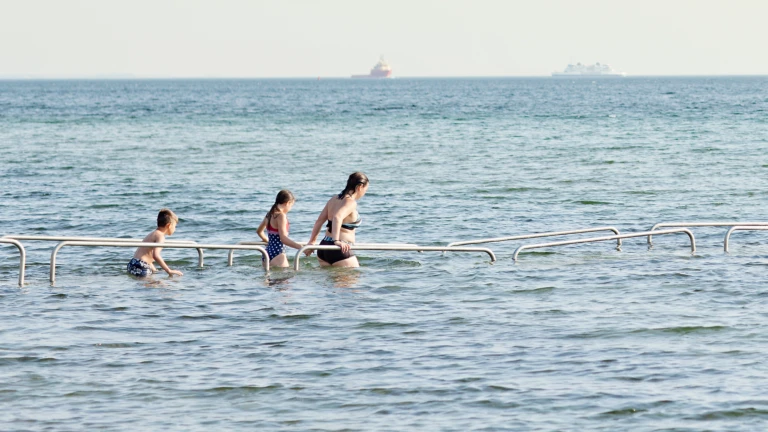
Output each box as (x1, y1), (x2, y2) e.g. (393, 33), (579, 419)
(127, 258), (152, 277)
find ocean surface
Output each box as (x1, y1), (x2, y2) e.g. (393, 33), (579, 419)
(1, 77), (768, 430)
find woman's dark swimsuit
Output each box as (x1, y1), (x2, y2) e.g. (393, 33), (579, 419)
(318, 217), (362, 264)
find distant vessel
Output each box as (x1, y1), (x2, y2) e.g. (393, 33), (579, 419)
(352, 57), (393, 79)
(552, 62), (626, 77)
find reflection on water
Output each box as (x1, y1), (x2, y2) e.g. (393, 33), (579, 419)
(327, 268), (361, 289)
(266, 271), (295, 290)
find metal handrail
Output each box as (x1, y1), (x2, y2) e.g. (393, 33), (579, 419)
(1, 235), (204, 267)
(2, 235), (198, 244)
(723, 226), (768, 252)
(50, 241), (270, 283)
(0, 239), (26, 286)
(293, 244), (496, 271)
(647, 222), (768, 246)
(227, 241), (421, 266)
(513, 228), (696, 262)
(447, 226), (623, 248)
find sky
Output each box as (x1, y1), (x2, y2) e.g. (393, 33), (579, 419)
(1, 0), (767, 78)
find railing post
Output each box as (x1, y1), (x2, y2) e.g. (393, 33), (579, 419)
(0, 239), (26, 286)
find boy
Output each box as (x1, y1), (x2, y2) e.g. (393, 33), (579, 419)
(127, 208), (184, 277)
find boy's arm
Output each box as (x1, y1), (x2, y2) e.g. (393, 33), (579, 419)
(256, 217), (269, 243)
(152, 247), (183, 276)
(149, 233), (183, 276)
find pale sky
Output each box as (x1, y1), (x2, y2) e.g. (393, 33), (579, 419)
(1, 0), (766, 78)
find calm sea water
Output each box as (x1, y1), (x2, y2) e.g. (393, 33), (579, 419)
(1, 77), (768, 430)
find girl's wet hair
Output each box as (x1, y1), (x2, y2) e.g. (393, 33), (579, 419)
(338, 172), (369, 199)
(267, 190), (295, 222)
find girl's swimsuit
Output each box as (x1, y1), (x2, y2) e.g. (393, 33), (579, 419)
(318, 216), (362, 264)
(266, 220), (289, 260)
(127, 258), (152, 277)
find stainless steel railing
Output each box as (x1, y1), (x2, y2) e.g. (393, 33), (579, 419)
(513, 228), (696, 262)
(723, 226), (768, 252)
(647, 222), (768, 246)
(447, 227), (623, 249)
(2, 235), (198, 244)
(1, 235), (204, 267)
(293, 244), (496, 271)
(227, 241), (420, 266)
(50, 241), (269, 283)
(0, 239), (26, 286)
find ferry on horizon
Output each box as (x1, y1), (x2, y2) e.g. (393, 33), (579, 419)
(552, 62), (626, 78)
(352, 57), (393, 79)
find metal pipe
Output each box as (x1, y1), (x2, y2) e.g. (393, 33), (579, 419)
(647, 222), (768, 246)
(50, 242), (269, 283)
(513, 228), (696, 262)
(447, 226), (623, 249)
(2, 235), (204, 268)
(2, 235), (198, 244)
(293, 244), (496, 271)
(227, 241), (420, 266)
(0, 239), (26, 286)
(723, 226), (768, 252)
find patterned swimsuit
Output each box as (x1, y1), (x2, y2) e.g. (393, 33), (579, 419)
(266, 220), (289, 260)
(127, 258), (152, 277)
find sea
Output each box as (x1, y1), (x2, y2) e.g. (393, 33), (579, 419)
(1, 77), (768, 431)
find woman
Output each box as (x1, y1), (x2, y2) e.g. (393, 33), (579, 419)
(256, 190), (304, 268)
(306, 172), (369, 267)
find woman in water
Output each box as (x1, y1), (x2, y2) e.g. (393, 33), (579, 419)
(256, 190), (304, 268)
(306, 172), (369, 267)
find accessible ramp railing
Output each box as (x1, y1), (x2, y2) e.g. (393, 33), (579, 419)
(647, 222), (768, 246)
(50, 241), (269, 283)
(293, 244), (496, 271)
(0, 239), (26, 286)
(227, 241), (420, 266)
(724, 226), (768, 252)
(2, 235), (204, 268)
(513, 228), (696, 262)
(447, 227), (623, 249)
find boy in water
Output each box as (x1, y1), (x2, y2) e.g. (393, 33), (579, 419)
(127, 208), (184, 278)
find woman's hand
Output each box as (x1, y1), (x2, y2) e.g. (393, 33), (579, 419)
(304, 249), (314, 257)
(335, 240), (350, 254)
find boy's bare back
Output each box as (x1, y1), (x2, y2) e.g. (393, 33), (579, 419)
(128, 208), (183, 277)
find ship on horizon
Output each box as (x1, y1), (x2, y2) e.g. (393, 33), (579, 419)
(352, 57), (393, 79)
(552, 62), (626, 77)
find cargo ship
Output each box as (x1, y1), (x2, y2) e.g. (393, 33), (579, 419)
(552, 62), (626, 77)
(352, 57), (393, 79)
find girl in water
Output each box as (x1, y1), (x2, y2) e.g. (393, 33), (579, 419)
(306, 172), (369, 267)
(256, 190), (304, 268)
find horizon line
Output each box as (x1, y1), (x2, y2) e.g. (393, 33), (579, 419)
(1, 73), (767, 81)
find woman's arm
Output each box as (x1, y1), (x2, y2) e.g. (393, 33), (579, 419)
(307, 201), (330, 245)
(305, 201), (330, 256)
(330, 199), (356, 254)
(256, 216), (269, 242)
(275, 213), (303, 250)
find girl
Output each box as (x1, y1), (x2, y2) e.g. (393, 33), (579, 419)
(306, 172), (369, 267)
(256, 190), (303, 268)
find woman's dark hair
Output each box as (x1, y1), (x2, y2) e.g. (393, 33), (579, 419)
(267, 190), (295, 222)
(338, 172), (369, 199)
